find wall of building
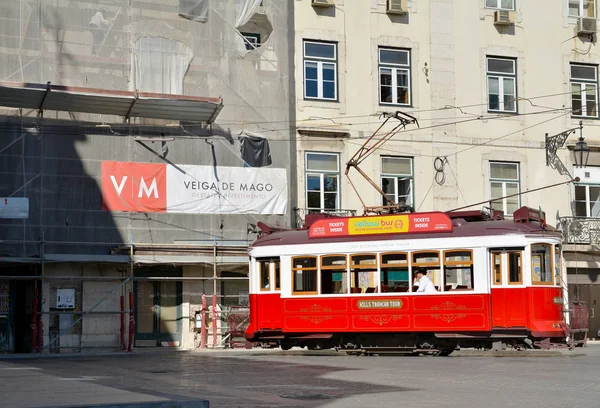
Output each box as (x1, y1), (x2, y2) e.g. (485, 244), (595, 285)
(0, 0), (294, 259)
(293, 0), (598, 224)
(0, 0), (293, 352)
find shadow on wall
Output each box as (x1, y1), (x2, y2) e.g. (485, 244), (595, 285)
(0, 115), (125, 258)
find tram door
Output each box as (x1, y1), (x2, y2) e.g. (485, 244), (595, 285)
(256, 258), (282, 330)
(490, 250), (527, 328)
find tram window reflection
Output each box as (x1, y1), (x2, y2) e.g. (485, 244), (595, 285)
(259, 259), (270, 291)
(492, 252), (502, 285)
(321, 255), (348, 294)
(443, 250), (473, 290)
(412, 251), (441, 289)
(508, 252), (522, 284)
(531, 244), (553, 285)
(380, 253), (409, 292)
(292, 256), (318, 295)
(351, 254), (377, 294)
(275, 260), (281, 290)
(554, 245), (561, 280)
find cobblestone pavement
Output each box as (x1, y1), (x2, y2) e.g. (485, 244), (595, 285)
(1, 345), (600, 408)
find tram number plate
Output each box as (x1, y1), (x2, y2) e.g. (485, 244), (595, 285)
(357, 300), (403, 309)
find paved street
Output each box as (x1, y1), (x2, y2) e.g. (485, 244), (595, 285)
(1, 345), (600, 408)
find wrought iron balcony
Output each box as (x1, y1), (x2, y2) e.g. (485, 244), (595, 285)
(293, 207), (357, 229)
(557, 216), (600, 244)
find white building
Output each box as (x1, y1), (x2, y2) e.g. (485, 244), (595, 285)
(293, 0), (600, 336)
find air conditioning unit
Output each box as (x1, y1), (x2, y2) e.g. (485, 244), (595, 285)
(578, 17), (597, 35)
(387, 0), (408, 15)
(311, 0), (333, 8)
(494, 10), (515, 26)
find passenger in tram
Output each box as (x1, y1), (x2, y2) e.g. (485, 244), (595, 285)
(414, 270), (437, 293)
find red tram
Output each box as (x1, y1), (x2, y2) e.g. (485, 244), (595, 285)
(245, 206), (584, 355)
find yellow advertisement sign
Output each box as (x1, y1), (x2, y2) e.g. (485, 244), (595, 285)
(348, 215), (409, 235)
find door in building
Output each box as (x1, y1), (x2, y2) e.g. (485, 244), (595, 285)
(0, 281), (11, 352)
(134, 280), (182, 347)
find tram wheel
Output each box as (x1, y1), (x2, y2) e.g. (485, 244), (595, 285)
(437, 348), (454, 356)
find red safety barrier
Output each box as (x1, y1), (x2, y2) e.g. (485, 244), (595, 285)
(212, 294), (217, 349)
(128, 291), (134, 352)
(31, 288), (38, 353)
(201, 294), (206, 349)
(120, 295), (125, 350)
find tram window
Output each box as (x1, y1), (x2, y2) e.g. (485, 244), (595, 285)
(321, 255), (348, 294)
(531, 244), (553, 285)
(492, 252), (502, 285)
(350, 254), (377, 294)
(444, 250), (473, 290)
(259, 260), (270, 291)
(292, 257), (318, 295)
(554, 245), (561, 280)
(508, 252), (522, 284)
(381, 253), (409, 292)
(412, 251), (441, 288)
(275, 260), (281, 290)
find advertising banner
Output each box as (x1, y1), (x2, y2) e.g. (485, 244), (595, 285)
(308, 212), (453, 238)
(101, 161), (288, 214)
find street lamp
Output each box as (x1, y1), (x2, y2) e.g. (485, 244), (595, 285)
(573, 121), (590, 168)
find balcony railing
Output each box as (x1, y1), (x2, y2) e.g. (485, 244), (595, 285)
(557, 217), (600, 244)
(293, 208), (357, 229)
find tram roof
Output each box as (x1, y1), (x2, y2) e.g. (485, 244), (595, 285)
(251, 213), (561, 248)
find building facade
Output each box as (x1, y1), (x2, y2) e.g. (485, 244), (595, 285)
(0, 0), (294, 353)
(293, 0), (600, 336)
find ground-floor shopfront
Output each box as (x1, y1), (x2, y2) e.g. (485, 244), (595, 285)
(0, 246), (249, 353)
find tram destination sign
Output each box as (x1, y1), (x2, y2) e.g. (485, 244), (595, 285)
(308, 212), (453, 238)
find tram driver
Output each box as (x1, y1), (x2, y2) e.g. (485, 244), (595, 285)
(414, 269), (437, 293)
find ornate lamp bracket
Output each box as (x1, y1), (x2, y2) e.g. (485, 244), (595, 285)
(545, 121), (582, 176)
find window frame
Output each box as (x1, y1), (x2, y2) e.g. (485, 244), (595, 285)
(303, 40), (338, 101)
(530, 243), (554, 286)
(492, 251), (503, 285)
(443, 249), (474, 291)
(486, 56), (518, 113)
(305, 151), (340, 211)
(485, 0), (515, 10)
(411, 250), (442, 289)
(489, 161), (521, 215)
(378, 47), (411, 106)
(574, 183), (600, 217)
(350, 253), (378, 294)
(569, 0), (597, 18)
(320, 254), (349, 295)
(554, 245), (562, 281)
(240, 32), (261, 51)
(570, 64), (599, 118)
(291, 256), (318, 295)
(259, 259), (271, 291)
(380, 252), (410, 291)
(380, 156), (414, 207)
(507, 251), (523, 285)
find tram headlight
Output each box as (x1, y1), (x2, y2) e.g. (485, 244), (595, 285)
(553, 297), (563, 304)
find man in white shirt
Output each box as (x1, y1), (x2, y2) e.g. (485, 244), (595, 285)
(415, 270), (437, 293)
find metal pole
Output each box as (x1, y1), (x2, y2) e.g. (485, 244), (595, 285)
(30, 288), (38, 353)
(201, 294), (206, 349)
(128, 234), (134, 351)
(212, 293), (217, 349)
(212, 243), (217, 348)
(128, 291), (134, 352)
(120, 295), (125, 350)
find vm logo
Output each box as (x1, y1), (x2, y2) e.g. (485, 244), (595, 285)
(101, 161), (167, 212)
